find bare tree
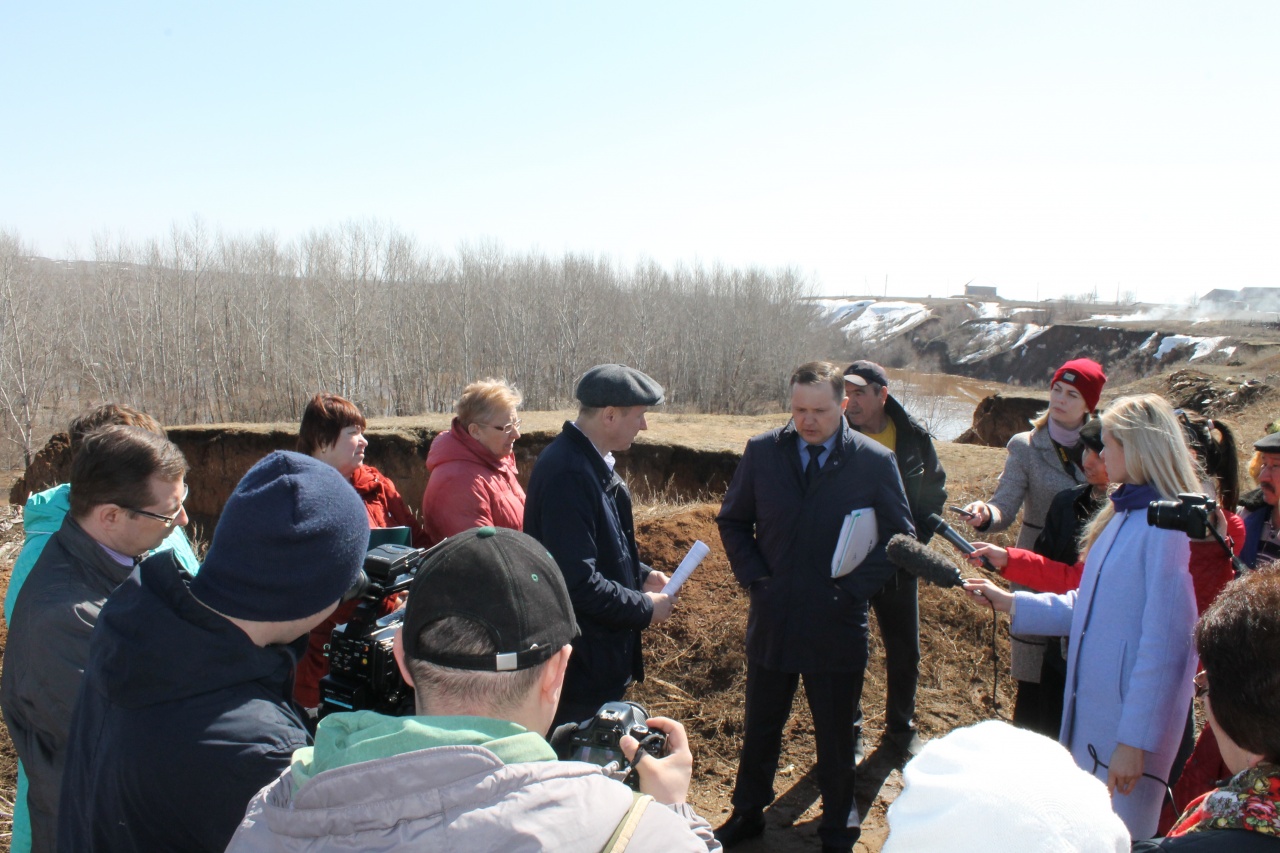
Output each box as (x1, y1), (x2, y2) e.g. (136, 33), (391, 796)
(0, 222), (830, 468)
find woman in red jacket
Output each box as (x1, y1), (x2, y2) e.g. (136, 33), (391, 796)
(420, 378), (526, 546)
(294, 392), (427, 713)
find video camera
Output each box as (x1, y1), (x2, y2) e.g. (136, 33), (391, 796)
(552, 701), (667, 790)
(319, 543), (429, 718)
(1147, 493), (1217, 540)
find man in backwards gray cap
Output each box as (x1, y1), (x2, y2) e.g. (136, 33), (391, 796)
(226, 527), (720, 852)
(524, 363), (676, 728)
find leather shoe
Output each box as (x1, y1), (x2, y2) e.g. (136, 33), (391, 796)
(885, 728), (924, 758)
(714, 809), (766, 848)
(822, 846), (854, 853)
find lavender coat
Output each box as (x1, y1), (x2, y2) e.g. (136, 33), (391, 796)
(1013, 508), (1197, 839)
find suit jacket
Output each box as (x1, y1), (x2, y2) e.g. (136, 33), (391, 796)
(717, 420), (915, 673)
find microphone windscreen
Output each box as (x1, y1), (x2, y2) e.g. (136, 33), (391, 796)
(887, 534), (966, 589)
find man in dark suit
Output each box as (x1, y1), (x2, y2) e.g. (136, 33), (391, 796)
(715, 361), (915, 853)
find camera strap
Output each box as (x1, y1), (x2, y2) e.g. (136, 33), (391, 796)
(602, 793), (654, 853)
(1051, 439), (1081, 478)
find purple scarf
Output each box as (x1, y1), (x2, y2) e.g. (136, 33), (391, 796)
(1110, 483), (1160, 512)
(1047, 418), (1083, 448)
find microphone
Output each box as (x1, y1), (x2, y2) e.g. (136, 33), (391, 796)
(927, 513), (995, 571)
(886, 534), (965, 589)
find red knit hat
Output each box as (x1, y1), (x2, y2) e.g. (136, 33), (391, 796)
(1051, 358), (1106, 413)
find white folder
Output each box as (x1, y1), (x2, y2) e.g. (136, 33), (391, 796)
(831, 507), (878, 579)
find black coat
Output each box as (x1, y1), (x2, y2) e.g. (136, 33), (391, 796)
(58, 552), (310, 853)
(0, 517), (135, 852)
(717, 420), (915, 672)
(873, 395), (948, 545)
(1032, 482), (1105, 566)
(523, 422), (653, 708)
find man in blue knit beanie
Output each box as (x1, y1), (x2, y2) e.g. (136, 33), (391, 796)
(57, 451), (370, 853)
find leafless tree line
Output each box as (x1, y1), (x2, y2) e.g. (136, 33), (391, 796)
(0, 221), (821, 467)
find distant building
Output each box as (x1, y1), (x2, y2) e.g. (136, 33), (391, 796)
(965, 284), (999, 299)
(1239, 287), (1280, 303)
(1202, 287), (1280, 309)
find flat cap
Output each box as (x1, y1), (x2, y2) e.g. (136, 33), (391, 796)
(1255, 431), (1280, 453)
(575, 364), (664, 407)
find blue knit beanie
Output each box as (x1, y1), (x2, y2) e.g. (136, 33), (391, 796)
(190, 451), (368, 621)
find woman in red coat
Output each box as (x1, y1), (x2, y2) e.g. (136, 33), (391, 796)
(294, 392), (426, 712)
(420, 378), (526, 546)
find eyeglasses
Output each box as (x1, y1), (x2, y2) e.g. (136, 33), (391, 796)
(483, 418), (522, 436)
(1193, 670), (1209, 700)
(125, 484), (189, 528)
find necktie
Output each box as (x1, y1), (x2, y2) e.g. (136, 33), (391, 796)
(805, 443), (823, 485)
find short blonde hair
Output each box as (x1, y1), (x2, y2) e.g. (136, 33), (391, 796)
(456, 379), (522, 427)
(1079, 394), (1203, 555)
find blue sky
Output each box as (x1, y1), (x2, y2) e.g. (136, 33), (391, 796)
(3, 2), (1277, 304)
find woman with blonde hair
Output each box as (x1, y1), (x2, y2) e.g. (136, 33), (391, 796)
(421, 378), (526, 546)
(965, 394), (1202, 839)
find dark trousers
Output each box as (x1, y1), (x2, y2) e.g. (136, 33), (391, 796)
(858, 568), (920, 734)
(732, 660), (866, 848)
(1012, 638), (1067, 738)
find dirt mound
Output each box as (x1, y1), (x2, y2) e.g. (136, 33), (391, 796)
(1160, 369), (1274, 416)
(8, 431), (70, 505)
(953, 394), (1046, 448)
(630, 503), (1014, 851)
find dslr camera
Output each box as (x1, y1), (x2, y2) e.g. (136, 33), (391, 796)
(320, 543), (429, 718)
(554, 701), (667, 789)
(1147, 493), (1217, 541)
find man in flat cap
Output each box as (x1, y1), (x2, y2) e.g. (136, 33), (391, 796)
(524, 363), (676, 728)
(1239, 430), (1280, 569)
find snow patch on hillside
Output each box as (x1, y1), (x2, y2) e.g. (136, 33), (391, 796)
(1154, 335), (1227, 361)
(819, 299), (932, 343)
(955, 322), (1047, 364)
